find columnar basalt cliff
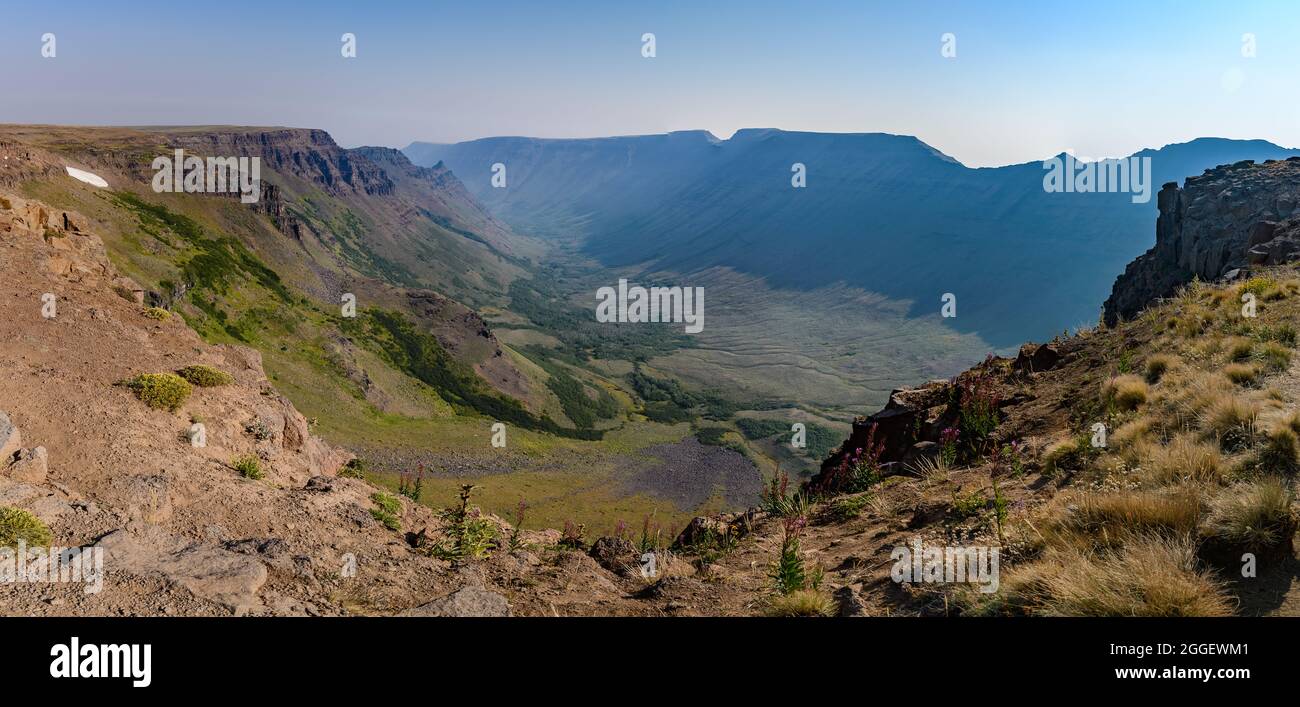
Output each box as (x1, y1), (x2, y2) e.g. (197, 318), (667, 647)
(1104, 157), (1300, 324)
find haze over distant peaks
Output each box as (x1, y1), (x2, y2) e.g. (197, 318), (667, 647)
(407, 131), (1299, 347)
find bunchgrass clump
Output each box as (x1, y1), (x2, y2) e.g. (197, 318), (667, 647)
(1254, 426), (1300, 475)
(1201, 395), (1260, 452)
(1258, 342), (1292, 372)
(1142, 435), (1223, 485)
(1223, 363), (1258, 386)
(142, 307), (171, 321)
(1041, 433), (1097, 475)
(1226, 337), (1254, 363)
(0, 507), (52, 548)
(121, 373), (192, 412)
(825, 493), (872, 522)
(176, 364), (234, 387)
(1144, 354), (1173, 383)
(765, 588), (835, 617)
(232, 455), (264, 480)
(1102, 374), (1148, 411)
(1201, 478), (1296, 553)
(1044, 488), (1202, 548)
(971, 537), (1232, 617)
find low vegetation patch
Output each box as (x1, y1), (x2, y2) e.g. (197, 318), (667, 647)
(232, 455), (264, 480)
(176, 364), (234, 387)
(0, 507), (52, 548)
(121, 373), (192, 412)
(370, 492), (402, 531)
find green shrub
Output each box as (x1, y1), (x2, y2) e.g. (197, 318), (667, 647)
(370, 492), (402, 531)
(233, 455), (264, 480)
(338, 458), (367, 479)
(0, 507), (52, 548)
(143, 307), (171, 321)
(771, 518), (821, 595)
(825, 494), (871, 522)
(122, 373), (192, 411)
(442, 514), (497, 559)
(176, 364), (234, 387)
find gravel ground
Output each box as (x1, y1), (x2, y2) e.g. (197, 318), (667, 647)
(620, 437), (763, 511)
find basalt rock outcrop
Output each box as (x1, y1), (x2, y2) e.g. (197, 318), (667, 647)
(1104, 157), (1300, 324)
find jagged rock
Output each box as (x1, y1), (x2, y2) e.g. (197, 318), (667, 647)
(0, 410), (22, 463)
(673, 510), (757, 549)
(1012, 343), (1061, 373)
(901, 441), (939, 470)
(6, 446), (47, 483)
(808, 379), (954, 492)
(98, 526), (268, 615)
(401, 584), (511, 617)
(835, 586), (870, 617)
(304, 475), (335, 492)
(1105, 160), (1300, 323)
(589, 536), (639, 575)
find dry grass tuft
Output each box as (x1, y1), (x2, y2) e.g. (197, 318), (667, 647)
(1044, 488), (1203, 547)
(973, 536), (1233, 617)
(1200, 395), (1260, 451)
(1201, 478), (1296, 553)
(1141, 435), (1224, 485)
(1144, 354), (1174, 383)
(765, 589), (835, 617)
(1102, 374), (1149, 411)
(1223, 363), (1259, 386)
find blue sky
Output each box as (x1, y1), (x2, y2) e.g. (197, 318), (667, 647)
(2, 0), (1297, 166)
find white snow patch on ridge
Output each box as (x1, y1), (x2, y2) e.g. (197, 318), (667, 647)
(65, 166), (107, 188)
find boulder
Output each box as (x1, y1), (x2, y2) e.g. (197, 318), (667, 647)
(1012, 343), (1062, 373)
(401, 584), (511, 617)
(834, 585), (870, 617)
(901, 441), (939, 470)
(98, 526), (268, 615)
(588, 536), (639, 575)
(0, 410), (21, 463)
(673, 510), (758, 549)
(6, 446), (47, 483)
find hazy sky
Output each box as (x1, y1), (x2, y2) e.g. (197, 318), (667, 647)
(3, 0), (1297, 167)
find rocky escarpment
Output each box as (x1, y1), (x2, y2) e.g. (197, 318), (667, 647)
(1104, 157), (1300, 324)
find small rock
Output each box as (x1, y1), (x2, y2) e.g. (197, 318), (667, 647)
(835, 586), (871, 617)
(304, 475), (334, 492)
(401, 584), (512, 617)
(7, 446), (48, 483)
(0, 410), (22, 463)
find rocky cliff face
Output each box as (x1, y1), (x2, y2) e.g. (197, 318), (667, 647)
(1104, 157), (1300, 324)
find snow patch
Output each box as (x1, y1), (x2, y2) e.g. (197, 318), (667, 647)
(65, 166), (108, 188)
